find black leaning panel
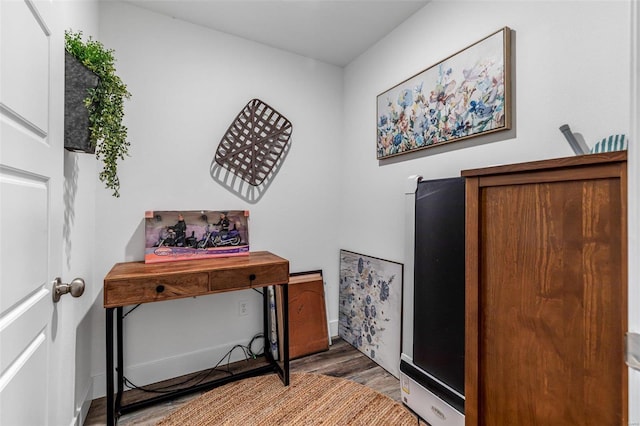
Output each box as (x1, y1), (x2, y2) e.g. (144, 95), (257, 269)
(413, 177), (465, 396)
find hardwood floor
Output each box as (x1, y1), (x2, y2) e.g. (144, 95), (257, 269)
(84, 338), (403, 425)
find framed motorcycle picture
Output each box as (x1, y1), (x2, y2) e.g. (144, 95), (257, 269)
(144, 210), (250, 263)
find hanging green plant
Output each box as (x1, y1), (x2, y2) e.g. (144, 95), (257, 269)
(65, 30), (131, 197)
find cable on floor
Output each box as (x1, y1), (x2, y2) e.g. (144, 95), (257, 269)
(122, 333), (265, 394)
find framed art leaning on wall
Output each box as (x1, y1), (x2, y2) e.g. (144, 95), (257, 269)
(377, 27), (512, 159)
(338, 249), (403, 377)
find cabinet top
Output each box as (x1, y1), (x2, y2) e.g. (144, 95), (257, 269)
(104, 250), (288, 281)
(461, 151), (626, 178)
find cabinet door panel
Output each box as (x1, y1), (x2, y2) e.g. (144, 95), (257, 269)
(479, 178), (623, 425)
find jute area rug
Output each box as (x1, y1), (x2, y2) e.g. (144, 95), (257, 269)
(157, 372), (420, 425)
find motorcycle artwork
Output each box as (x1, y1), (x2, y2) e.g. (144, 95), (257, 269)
(153, 227), (198, 248)
(197, 226), (242, 248)
(144, 210), (250, 264)
(153, 227), (177, 247)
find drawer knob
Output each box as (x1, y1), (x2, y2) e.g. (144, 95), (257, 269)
(156, 284), (165, 293)
(249, 274), (256, 281)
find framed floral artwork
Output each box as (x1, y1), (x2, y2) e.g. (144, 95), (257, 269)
(377, 27), (512, 159)
(338, 249), (403, 378)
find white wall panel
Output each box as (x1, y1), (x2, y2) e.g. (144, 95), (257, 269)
(0, 333), (48, 426)
(0, 169), (48, 312)
(0, 288), (48, 373)
(0, 0), (50, 134)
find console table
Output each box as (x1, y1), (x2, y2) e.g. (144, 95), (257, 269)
(103, 251), (290, 425)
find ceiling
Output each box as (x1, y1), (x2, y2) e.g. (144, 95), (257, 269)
(124, 1), (429, 67)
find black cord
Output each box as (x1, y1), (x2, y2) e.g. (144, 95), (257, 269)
(123, 345), (246, 393)
(248, 333), (265, 357)
(123, 336), (264, 393)
(122, 304), (141, 319)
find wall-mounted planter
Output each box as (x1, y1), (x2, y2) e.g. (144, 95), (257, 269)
(64, 51), (99, 153)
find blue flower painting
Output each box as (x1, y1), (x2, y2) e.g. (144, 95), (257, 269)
(338, 250), (403, 378)
(376, 27), (511, 159)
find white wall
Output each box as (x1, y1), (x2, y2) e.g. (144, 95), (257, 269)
(340, 0), (630, 260)
(56, 2), (100, 424)
(90, 1), (343, 397)
(342, 0), (635, 422)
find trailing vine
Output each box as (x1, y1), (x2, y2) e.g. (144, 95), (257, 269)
(65, 30), (131, 197)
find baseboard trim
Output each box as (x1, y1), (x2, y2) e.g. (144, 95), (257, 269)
(71, 378), (93, 426)
(329, 319), (338, 339)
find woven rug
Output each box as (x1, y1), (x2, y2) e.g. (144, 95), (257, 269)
(157, 372), (419, 425)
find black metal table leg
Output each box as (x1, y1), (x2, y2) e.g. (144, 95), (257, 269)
(282, 283), (289, 385)
(115, 307), (124, 417)
(106, 308), (114, 426)
(262, 287), (271, 363)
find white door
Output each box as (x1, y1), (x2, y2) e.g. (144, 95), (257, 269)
(0, 0), (66, 424)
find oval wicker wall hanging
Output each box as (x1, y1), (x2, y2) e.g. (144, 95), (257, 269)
(215, 99), (292, 186)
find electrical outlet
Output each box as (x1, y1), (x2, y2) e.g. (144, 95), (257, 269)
(238, 300), (249, 316)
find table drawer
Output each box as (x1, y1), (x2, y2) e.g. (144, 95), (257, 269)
(209, 262), (288, 291)
(104, 273), (209, 307)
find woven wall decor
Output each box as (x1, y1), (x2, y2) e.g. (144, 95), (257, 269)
(215, 99), (292, 186)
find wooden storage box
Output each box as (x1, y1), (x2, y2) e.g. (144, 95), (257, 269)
(288, 271), (329, 359)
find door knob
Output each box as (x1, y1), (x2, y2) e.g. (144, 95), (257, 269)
(52, 277), (85, 303)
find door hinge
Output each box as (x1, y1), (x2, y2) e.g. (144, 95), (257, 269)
(626, 332), (640, 371)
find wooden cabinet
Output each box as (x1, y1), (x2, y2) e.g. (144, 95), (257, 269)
(463, 152), (627, 425)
